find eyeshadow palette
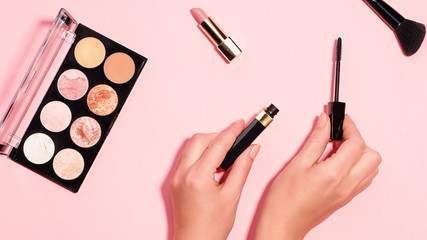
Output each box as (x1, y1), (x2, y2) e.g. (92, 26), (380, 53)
(0, 9), (147, 192)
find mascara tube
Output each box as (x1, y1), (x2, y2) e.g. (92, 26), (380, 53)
(220, 104), (279, 171)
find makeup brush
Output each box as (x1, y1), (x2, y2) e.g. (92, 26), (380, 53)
(328, 38), (346, 141)
(365, 0), (425, 56)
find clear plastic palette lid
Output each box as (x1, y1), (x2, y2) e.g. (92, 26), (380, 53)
(0, 8), (78, 156)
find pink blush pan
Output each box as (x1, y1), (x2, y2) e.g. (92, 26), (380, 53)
(40, 101), (72, 132)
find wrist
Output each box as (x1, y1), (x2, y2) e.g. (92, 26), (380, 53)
(174, 227), (229, 240)
(255, 202), (310, 240)
(255, 218), (308, 240)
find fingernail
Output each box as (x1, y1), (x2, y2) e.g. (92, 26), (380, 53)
(316, 112), (327, 128)
(250, 144), (261, 159)
(231, 118), (244, 127)
(213, 170), (225, 183)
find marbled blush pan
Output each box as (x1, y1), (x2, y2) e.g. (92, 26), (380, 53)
(87, 84), (118, 116)
(57, 69), (89, 101)
(70, 116), (101, 148)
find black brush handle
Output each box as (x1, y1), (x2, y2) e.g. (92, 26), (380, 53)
(366, 0), (405, 29)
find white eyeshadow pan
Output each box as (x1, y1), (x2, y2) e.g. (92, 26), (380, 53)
(23, 133), (55, 164)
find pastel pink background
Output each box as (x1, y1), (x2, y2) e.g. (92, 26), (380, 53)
(0, 0), (426, 239)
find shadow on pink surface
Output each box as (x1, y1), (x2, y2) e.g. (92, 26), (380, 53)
(161, 138), (189, 240)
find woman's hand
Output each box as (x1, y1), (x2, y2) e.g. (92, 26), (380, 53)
(255, 113), (382, 240)
(170, 119), (260, 240)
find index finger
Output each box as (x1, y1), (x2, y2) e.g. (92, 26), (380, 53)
(325, 114), (366, 173)
(177, 133), (219, 170)
(196, 119), (245, 172)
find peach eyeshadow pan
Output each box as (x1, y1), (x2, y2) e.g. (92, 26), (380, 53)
(74, 37), (106, 68)
(104, 52), (135, 84)
(53, 148), (85, 180)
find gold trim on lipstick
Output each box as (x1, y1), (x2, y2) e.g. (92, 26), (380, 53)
(256, 111), (274, 127)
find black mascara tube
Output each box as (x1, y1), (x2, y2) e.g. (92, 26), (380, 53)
(329, 38), (345, 141)
(220, 104), (279, 171)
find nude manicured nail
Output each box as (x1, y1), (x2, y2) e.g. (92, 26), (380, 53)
(235, 118), (244, 124)
(317, 112), (327, 128)
(230, 118), (244, 127)
(250, 144), (261, 159)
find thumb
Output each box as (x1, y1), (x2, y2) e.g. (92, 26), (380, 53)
(223, 144), (260, 194)
(296, 112), (331, 167)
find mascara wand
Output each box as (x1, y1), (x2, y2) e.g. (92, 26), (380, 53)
(328, 38), (346, 141)
(334, 38), (341, 102)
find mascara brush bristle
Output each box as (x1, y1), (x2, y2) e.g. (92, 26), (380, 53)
(336, 37), (342, 61)
(395, 19), (426, 56)
(334, 37), (342, 102)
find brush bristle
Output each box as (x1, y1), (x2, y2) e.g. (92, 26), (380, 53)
(395, 19), (426, 56)
(336, 38), (342, 61)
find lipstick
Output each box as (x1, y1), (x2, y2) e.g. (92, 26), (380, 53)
(220, 104), (279, 171)
(190, 8), (242, 62)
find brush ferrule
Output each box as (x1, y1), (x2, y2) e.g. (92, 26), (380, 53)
(367, 0), (405, 29)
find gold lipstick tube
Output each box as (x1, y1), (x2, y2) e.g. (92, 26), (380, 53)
(199, 17), (242, 62)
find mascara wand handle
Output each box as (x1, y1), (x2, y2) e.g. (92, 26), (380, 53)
(366, 0), (405, 29)
(334, 60), (340, 102)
